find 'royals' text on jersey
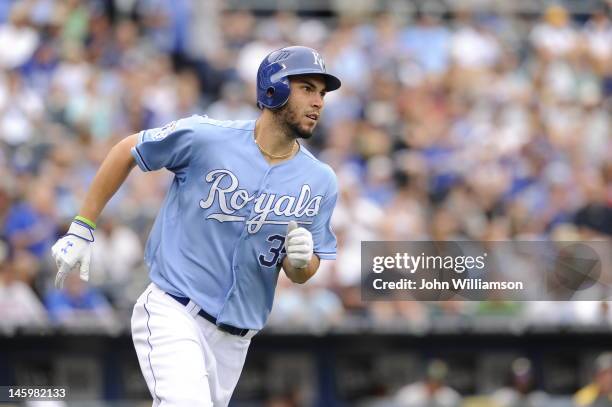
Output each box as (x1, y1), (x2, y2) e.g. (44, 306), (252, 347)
(131, 115), (338, 330)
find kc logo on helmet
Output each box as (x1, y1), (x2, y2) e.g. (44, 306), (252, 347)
(312, 51), (325, 70)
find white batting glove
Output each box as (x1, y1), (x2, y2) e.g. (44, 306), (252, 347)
(51, 219), (95, 289)
(285, 221), (313, 269)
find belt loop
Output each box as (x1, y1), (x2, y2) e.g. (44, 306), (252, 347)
(186, 300), (201, 318)
(243, 330), (257, 340)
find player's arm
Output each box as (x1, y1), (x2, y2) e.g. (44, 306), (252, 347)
(51, 134), (139, 288)
(282, 253), (321, 284)
(78, 134), (139, 222)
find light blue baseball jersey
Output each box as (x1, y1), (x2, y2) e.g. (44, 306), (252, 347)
(130, 115), (337, 330)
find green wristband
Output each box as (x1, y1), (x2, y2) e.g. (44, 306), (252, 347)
(75, 215), (97, 229)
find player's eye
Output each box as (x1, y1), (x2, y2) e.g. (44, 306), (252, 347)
(303, 86), (313, 93)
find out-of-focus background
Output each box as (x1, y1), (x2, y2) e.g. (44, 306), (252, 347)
(0, 0), (611, 406)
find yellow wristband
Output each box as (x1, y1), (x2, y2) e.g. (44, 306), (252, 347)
(75, 215), (97, 229)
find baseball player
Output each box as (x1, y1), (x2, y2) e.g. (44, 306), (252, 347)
(50, 45), (340, 406)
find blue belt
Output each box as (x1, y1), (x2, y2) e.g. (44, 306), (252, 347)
(166, 293), (250, 337)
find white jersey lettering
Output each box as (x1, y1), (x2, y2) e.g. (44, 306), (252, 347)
(199, 169), (322, 233)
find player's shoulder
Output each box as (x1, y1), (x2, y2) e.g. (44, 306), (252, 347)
(298, 146), (337, 191)
(184, 115), (256, 133)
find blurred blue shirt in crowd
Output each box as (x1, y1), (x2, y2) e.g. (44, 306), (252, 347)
(4, 201), (56, 259)
(45, 283), (111, 323)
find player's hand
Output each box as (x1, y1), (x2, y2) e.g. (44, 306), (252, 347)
(285, 221), (313, 269)
(51, 219), (95, 289)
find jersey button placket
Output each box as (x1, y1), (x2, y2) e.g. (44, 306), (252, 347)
(217, 169), (271, 323)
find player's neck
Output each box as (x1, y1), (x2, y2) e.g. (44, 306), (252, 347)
(254, 114), (299, 163)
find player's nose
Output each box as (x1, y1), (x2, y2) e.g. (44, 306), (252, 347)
(311, 94), (323, 109)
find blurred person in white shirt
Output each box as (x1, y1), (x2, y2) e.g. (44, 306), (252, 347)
(451, 15), (501, 72)
(0, 70), (45, 146)
(395, 359), (461, 407)
(491, 358), (550, 407)
(51, 42), (92, 99)
(582, 8), (612, 74)
(269, 271), (345, 332)
(90, 218), (142, 307)
(332, 168), (384, 287)
(0, 3), (39, 69)
(529, 5), (578, 59)
(0, 239), (48, 331)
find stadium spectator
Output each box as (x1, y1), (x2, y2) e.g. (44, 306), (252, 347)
(44, 271), (115, 328)
(89, 218), (142, 307)
(204, 79), (259, 120)
(0, 69), (45, 146)
(4, 180), (58, 261)
(574, 352), (612, 407)
(0, 3), (39, 69)
(399, 12), (451, 78)
(395, 359), (461, 407)
(0, 238), (47, 331)
(529, 5), (578, 59)
(491, 358), (549, 407)
(269, 272), (344, 331)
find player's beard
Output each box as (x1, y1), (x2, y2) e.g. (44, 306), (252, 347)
(273, 101), (314, 140)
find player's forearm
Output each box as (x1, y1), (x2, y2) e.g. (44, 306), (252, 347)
(78, 134), (139, 223)
(283, 255), (320, 284)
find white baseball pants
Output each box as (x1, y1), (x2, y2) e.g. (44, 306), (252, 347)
(131, 283), (254, 406)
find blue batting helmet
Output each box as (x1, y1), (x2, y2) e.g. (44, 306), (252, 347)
(256, 46), (341, 110)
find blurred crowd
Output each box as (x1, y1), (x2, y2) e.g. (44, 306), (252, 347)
(350, 354), (612, 407)
(0, 0), (611, 334)
(261, 353), (612, 407)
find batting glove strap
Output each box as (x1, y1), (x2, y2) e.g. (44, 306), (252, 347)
(66, 220), (95, 242)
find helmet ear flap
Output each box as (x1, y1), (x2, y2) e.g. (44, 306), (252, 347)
(259, 79), (290, 109)
(269, 79), (290, 109)
(256, 62), (291, 109)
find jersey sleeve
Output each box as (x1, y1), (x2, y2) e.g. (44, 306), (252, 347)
(311, 172), (338, 260)
(131, 116), (196, 176)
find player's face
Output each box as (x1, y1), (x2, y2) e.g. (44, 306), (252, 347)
(275, 75), (327, 139)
